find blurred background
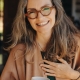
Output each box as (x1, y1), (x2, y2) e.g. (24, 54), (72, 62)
(0, 0), (80, 75)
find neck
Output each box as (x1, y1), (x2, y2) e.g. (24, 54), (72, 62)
(36, 32), (51, 51)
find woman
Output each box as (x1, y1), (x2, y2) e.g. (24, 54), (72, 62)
(1, 0), (80, 80)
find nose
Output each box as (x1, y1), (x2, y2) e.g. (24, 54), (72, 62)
(37, 11), (44, 19)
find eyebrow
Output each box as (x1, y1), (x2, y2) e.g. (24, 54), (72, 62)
(27, 4), (52, 10)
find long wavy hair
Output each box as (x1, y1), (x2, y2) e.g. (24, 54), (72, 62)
(8, 0), (80, 63)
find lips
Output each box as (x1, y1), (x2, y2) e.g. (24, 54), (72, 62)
(36, 21), (49, 26)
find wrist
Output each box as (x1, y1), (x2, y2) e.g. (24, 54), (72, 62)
(71, 70), (80, 80)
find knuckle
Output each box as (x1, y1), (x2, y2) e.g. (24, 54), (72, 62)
(48, 65), (52, 69)
(57, 64), (60, 68)
(64, 60), (67, 63)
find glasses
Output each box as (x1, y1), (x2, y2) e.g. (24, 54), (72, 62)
(25, 6), (55, 19)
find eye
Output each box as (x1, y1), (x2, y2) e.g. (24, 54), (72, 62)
(27, 11), (35, 15)
(42, 7), (50, 11)
(41, 6), (51, 15)
(27, 9), (37, 18)
(27, 9), (36, 14)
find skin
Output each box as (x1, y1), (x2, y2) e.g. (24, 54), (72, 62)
(27, 0), (56, 34)
(27, 0), (80, 79)
(27, 0), (56, 48)
(40, 56), (80, 79)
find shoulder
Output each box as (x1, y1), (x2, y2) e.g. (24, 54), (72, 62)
(0, 44), (25, 80)
(10, 43), (26, 53)
(9, 43), (26, 58)
(74, 34), (80, 47)
(73, 34), (80, 69)
(74, 34), (80, 52)
(11, 43), (26, 51)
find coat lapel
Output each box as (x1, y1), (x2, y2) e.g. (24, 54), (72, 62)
(15, 49), (26, 80)
(25, 46), (46, 80)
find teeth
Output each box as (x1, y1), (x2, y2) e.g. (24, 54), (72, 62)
(37, 21), (48, 26)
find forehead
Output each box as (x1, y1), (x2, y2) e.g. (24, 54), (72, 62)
(27, 0), (52, 9)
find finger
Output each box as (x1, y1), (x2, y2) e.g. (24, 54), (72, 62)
(56, 56), (68, 64)
(42, 67), (55, 74)
(45, 72), (63, 79)
(45, 72), (56, 77)
(39, 60), (44, 65)
(43, 60), (57, 67)
(40, 63), (54, 70)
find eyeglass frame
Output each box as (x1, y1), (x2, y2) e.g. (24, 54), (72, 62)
(25, 6), (55, 19)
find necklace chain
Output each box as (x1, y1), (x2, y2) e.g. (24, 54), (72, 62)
(37, 42), (46, 59)
(37, 42), (45, 52)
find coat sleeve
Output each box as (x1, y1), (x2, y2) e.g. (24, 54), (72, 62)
(74, 48), (80, 71)
(1, 48), (19, 80)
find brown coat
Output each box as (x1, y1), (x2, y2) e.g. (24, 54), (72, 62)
(1, 44), (80, 80)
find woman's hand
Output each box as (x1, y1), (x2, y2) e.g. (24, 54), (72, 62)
(40, 56), (79, 79)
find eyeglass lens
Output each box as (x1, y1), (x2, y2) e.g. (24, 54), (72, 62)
(27, 6), (53, 19)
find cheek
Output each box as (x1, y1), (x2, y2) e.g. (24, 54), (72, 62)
(50, 11), (56, 25)
(28, 19), (36, 29)
(49, 15), (56, 27)
(28, 19), (32, 25)
(28, 19), (35, 26)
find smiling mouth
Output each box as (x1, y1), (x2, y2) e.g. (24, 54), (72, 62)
(36, 21), (49, 26)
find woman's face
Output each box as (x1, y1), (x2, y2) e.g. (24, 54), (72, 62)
(27, 0), (56, 34)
